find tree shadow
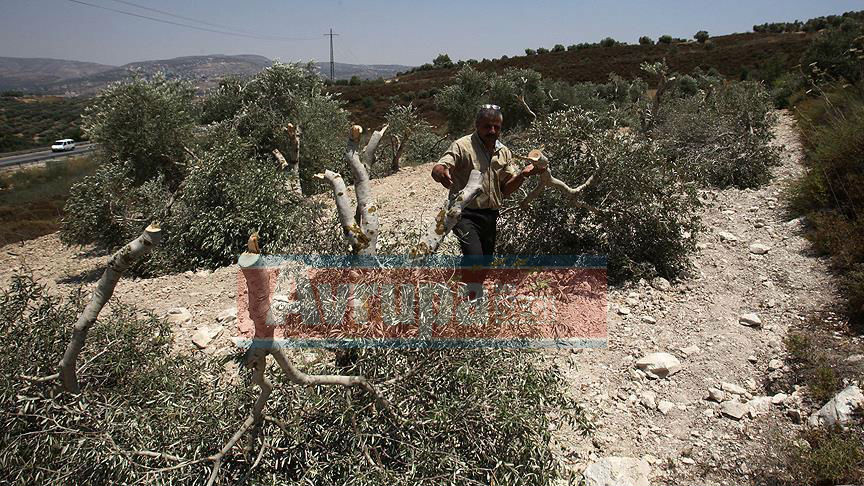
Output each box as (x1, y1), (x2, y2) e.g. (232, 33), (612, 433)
(58, 266), (103, 285)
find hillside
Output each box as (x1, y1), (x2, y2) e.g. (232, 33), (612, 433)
(1, 55), (412, 96)
(334, 32), (815, 127)
(0, 56), (114, 91)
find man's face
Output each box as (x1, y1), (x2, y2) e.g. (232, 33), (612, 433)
(476, 114), (503, 146)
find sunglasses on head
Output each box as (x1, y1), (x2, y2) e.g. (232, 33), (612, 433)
(480, 104), (501, 111)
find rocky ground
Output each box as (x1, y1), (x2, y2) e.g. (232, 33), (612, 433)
(1, 111), (860, 485)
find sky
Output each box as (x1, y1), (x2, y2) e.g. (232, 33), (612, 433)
(1, 0), (862, 67)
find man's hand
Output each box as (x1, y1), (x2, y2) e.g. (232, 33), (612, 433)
(521, 163), (547, 178)
(432, 164), (453, 188)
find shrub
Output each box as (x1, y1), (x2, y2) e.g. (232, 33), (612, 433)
(599, 37), (617, 47)
(1, 273), (590, 485)
(498, 108), (702, 281)
(81, 73), (196, 188)
(652, 81), (780, 189)
(694, 30), (710, 43)
(567, 44), (578, 51)
(552, 44), (566, 52)
(525, 48), (536, 56)
(801, 16), (864, 83)
(788, 84), (864, 326)
(433, 66), (490, 134)
(639, 36), (654, 45)
(432, 53), (454, 68)
(536, 47), (550, 54)
(658, 34), (673, 44)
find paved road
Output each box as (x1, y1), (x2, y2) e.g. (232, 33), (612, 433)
(0, 143), (96, 169)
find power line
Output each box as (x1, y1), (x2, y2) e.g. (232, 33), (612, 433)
(105, 0), (253, 33)
(63, 0), (318, 42)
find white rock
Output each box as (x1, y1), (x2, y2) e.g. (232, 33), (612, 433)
(651, 277), (671, 291)
(582, 456), (651, 486)
(640, 391), (657, 410)
(165, 307), (192, 326)
(618, 306), (631, 316)
(719, 231), (739, 242)
(748, 396), (773, 416)
(680, 345), (701, 357)
(808, 385), (864, 427)
(641, 316), (656, 324)
(721, 400), (749, 420)
(845, 354), (864, 363)
(707, 387), (726, 402)
(635, 352), (682, 379)
(739, 313), (762, 328)
(772, 393), (788, 405)
(658, 400), (675, 415)
(217, 306), (238, 323)
(192, 325), (224, 349)
(749, 243), (771, 255)
(721, 382), (747, 396)
(680, 457), (696, 465)
(768, 359), (783, 370)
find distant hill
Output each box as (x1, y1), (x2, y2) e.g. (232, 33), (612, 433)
(0, 55), (412, 95)
(0, 56), (115, 91)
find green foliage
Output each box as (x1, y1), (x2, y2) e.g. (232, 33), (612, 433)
(499, 108), (703, 281)
(599, 37), (618, 47)
(62, 63), (348, 273)
(801, 15), (864, 83)
(1, 274), (590, 485)
(433, 66), (491, 134)
(524, 48), (536, 56)
(782, 427), (864, 485)
(658, 34), (673, 44)
(552, 44), (566, 52)
(639, 36), (654, 45)
(536, 47), (550, 54)
(82, 73), (196, 188)
(652, 81), (780, 188)
(432, 53), (454, 68)
(694, 30), (710, 43)
(434, 66), (631, 135)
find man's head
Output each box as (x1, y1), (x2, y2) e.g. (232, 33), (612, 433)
(475, 104), (503, 148)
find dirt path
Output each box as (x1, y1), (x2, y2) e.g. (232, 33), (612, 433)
(0, 111), (831, 484)
(549, 111), (837, 484)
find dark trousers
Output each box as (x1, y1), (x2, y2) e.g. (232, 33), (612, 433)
(453, 208), (498, 295)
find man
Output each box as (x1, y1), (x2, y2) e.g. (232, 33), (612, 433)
(431, 105), (545, 295)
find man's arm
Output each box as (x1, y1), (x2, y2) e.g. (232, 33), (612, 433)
(432, 141), (461, 189)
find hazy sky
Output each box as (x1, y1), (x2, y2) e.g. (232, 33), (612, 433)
(2, 0), (862, 66)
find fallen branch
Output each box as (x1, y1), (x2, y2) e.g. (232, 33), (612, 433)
(517, 150), (599, 212)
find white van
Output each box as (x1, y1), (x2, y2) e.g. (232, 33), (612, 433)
(51, 139), (76, 152)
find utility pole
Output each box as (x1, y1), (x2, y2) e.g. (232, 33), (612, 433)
(323, 28), (339, 81)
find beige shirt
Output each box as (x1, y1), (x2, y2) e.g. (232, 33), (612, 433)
(436, 133), (521, 209)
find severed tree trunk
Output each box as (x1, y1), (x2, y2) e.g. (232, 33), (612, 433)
(390, 134), (407, 172)
(316, 124), (387, 255)
(273, 123), (303, 197)
(517, 149), (598, 212)
(57, 223), (163, 393)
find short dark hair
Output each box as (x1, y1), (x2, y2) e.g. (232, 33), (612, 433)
(475, 105), (503, 124)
